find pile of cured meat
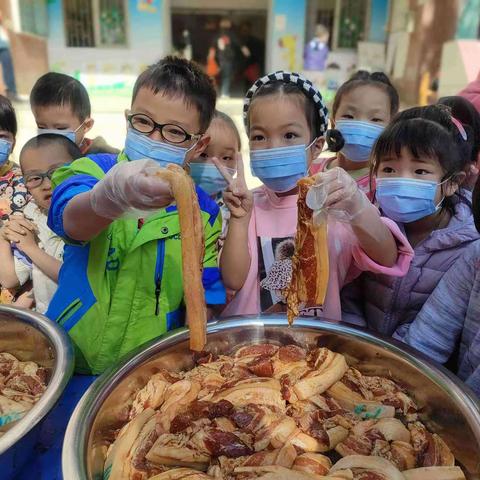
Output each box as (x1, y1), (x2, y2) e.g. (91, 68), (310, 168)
(0, 352), (48, 435)
(103, 344), (465, 480)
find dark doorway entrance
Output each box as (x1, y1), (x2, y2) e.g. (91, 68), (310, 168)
(171, 9), (267, 97)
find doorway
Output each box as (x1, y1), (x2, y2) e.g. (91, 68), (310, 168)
(171, 7), (267, 97)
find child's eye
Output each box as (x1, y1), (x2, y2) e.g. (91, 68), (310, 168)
(381, 166), (395, 174)
(340, 114), (354, 120)
(415, 169), (431, 175)
(371, 118), (384, 123)
(199, 152), (208, 158)
(284, 132), (298, 140)
(223, 156), (233, 162)
(251, 134), (264, 142)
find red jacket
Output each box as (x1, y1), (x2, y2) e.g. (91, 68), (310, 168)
(459, 72), (480, 112)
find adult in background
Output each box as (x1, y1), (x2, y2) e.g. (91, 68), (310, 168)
(208, 18), (249, 98)
(0, 11), (19, 102)
(303, 24), (330, 89)
(239, 21), (264, 90)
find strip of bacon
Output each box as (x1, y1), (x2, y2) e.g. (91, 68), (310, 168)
(155, 165), (206, 351)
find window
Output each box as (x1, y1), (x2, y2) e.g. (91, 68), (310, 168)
(64, 0), (127, 47)
(337, 0), (368, 49)
(19, 0), (48, 37)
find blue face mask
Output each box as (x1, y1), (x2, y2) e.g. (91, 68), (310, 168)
(38, 128), (77, 143)
(124, 128), (195, 167)
(250, 144), (311, 193)
(376, 177), (445, 223)
(189, 162), (235, 196)
(0, 138), (12, 166)
(37, 121), (85, 144)
(336, 119), (384, 162)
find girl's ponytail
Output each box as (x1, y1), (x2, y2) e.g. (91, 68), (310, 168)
(326, 128), (345, 152)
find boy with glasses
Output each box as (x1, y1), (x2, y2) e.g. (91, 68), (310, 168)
(46, 56), (226, 374)
(0, 134), (82, 313)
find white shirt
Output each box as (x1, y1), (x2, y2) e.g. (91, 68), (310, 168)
(14, 202), (64, 313)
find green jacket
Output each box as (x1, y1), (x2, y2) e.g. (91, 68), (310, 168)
(47, 153), (225, 374)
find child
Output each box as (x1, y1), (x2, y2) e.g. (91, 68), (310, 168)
(0, 134), (81, 313)
(30, 72), (119, 155)
(0, 94), (31, 304)
(311, 71), (399, 195)
(46, 56), (225, 374)
(0, 95), (27, 220)
(188, 110), (240, 240)
(220, 71), (413, 319)
(394, 176), (480, 396)
(341, 105), (479, 334)
(438, 96), (480, 190)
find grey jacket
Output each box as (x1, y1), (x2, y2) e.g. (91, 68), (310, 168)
(341, 195), (479, 335)
(395, 241), (480, 397)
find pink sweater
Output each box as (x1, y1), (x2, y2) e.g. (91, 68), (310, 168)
(222, 186), (413, 320)
(459, 72), (480, 113)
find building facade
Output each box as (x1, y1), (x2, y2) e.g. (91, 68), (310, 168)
(1, 0), (479, 101)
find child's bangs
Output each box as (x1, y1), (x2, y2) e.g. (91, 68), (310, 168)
(374, 118), (448, 164)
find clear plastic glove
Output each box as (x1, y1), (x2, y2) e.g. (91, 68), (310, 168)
(90, 159), (173, 219)
(309, 167), (371, 224)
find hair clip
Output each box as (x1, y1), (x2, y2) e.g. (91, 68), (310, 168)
(451, 116), (467, 141)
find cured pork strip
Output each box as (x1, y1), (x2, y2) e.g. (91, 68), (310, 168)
(155, 165), (206, 351)
(285, 177), (329, 325)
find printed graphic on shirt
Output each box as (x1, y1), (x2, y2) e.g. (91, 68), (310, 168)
(258, 235), (324, 317)
(258, 236), (294, 312)
(0, 168), (30, 221)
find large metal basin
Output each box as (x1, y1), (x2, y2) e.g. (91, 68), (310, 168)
(63, 316), (480, 479)
(0, 305), (74, 478)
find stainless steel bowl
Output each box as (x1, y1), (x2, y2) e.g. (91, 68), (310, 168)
(0, 305), (74, 478)
(63, 316), (480, 480)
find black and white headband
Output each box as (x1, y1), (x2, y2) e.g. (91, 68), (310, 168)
(243, 70), (329, 135)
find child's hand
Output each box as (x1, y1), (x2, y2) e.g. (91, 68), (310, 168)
(13, 289), (34, 310)
(4, 218), (38, 251)
(90, 159), (174, 219)
(3, 216), (36, 236)
(313, 167), (371, 223)
(213, 154), (253, 220)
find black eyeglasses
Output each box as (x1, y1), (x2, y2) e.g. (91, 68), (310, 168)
(24, 165), (65, 189)
(128, 113), (201, 144)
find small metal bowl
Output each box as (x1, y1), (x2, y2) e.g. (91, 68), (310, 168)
(63, 316), (480, 479)
(0, 305), (74, 478)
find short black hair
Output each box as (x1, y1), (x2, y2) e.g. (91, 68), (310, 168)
(0, 95), (17, 136)
(20, 134), (83, 163)
(327, 71), (399, 152)
(213, 110), (241, 150)
(246, 81), (323, 140)
(132, 56), (216, 133)
(391, 104), (475, 173)
(30, 72), (91, 121)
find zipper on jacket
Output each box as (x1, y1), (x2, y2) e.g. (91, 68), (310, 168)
(385, 276), (402, 331)
(154, 239), (166, 316)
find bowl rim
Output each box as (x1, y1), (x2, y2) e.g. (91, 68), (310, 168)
(0, 305), (75, 455)
(62, 315), (480, 479)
